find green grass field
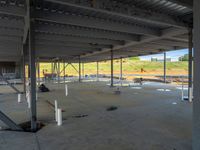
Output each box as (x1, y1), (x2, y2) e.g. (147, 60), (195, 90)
(39, 59), (188, 77)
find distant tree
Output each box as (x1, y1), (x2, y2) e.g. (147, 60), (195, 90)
(179, 54), (188, 61)
(129, 56), (140, 61)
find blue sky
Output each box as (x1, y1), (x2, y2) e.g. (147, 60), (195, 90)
(139, 49), (188, 61)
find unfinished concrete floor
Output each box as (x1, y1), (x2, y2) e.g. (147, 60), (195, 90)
(0, 81), (192, 150)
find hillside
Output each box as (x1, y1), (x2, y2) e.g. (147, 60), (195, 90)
(39, 59), (188, 77)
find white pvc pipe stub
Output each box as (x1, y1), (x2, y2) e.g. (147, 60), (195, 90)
(18, 94), (22, 103)
(65, 84), (68, 96)
(27, 93), (31, 108)
(189, 87), (193, 102)
(57, 108), (62, 126)
(55, 100), (58, 122)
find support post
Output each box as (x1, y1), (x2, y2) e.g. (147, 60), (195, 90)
(63, 61), (66, 82)
(79, 57), (81, 82)
(110, 49), (114, 87)
(120, 57), (123, 86)
(51, 62), (54, 81)
(96, 61), (99, 81)
(22, 44), (26, 93)
(82, 63), (84, 79)
(163, 51), (166, 83)
(37, 62), (40, 86)
(188, 28), (193, 102)
(28, 0), (37, 131)
(193, 0), (200, 149)
(58, 61), (60, 83)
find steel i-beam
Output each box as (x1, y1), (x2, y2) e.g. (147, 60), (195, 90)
(163, 52), (167, 83)
(193, 0), (200, 149)
(28, 0), (37, 132)
(188, 28), (193, 102)
(79, 57), (81, 82)
(97, 61), (99, 81)
(110, 49), (114, 87)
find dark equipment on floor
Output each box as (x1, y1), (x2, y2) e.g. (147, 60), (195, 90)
(38, 84), (49, 92)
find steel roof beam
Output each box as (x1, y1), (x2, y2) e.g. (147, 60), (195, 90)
(35, 24), (140, 41)
(45, 0), (188, 28)
(81, 27), (188, 58)
(0, 35), (22, 43)
(166, 37), (188, 42)
(0, 28), (23, 37)
(35, 33), (124, 45)
(0, 4), (25, 17)
(36, 39), (111, 49)
(36, 50), (92, 57)
(0, 18), (24, 29)
(35, 10), (161, 36)
(167, 0), (193, 9)
(36, 45), (100, 52)
(151, 39), (188, 47)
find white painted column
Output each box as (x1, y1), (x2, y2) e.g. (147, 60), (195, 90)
(65, 84), (68, 96)
(163, 52), (166, 83)
(188, 28), (193, 102)
(57, 108), (62, 126)
(55, 100), (58, 122)
(193, 0), (200, 149)
(18, 93), (22, 103)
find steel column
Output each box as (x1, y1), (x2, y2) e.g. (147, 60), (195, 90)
(188, 28), (193, 102)
(51, 62), (53, 81)
(37, 62), (40, 85)
(110, 49), (114, 87)
(193, 0), (200, 149)
(163, 52), (166, 83)
(63, 61), (66, 82)
(120, 57), (123, 86)
(58, 61), (60, 83)
(79, 57), (81, 82)
(22, 44), (26, 93)
(82, 63), (84, 79)
(28, 0), (37, 131)
(96, 61), (99, 81)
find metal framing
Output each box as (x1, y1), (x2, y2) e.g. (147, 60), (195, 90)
(79, 57), (81, 82)
(163, 52), (167, 83)
(37, 62), (40, 85)
(96, 61), (99, 81)
(28, 0), (37, 131)
(193, 0), (200, 149)
(0, 0), (192, 62)
(188, 28), (193, 102)
(110, 49), (114, 87)
(58, 61), (60, 83)
(63, 61), (65, 82)
(120, 57), (123, 86)
(82, 62), (84, 79)
(22, 44), (26, 93)
(0, 0), (195, 135)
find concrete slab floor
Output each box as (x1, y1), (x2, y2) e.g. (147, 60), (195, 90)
(0, 81), (192, 150)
